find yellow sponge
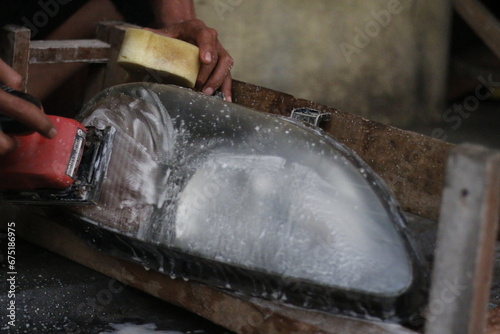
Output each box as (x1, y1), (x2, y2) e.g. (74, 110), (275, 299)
(117, 28), (201, 88)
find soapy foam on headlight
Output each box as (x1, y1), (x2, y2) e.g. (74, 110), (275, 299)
(77, 88), (175, 235)
(100, 323), (184, 334)
(174, 151), (410, 294)
(74, 84), (419, 316)
(77, 86), (411, 293)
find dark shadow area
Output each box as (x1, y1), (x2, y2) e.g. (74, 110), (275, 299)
(405, 1), (500, 150)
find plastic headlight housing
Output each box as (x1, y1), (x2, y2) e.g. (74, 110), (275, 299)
(72, 83), (428, 323)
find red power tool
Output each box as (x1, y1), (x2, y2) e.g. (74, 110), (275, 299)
(0, 85), (114, 205)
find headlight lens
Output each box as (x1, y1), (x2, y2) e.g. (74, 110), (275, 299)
(74, 83), (428, 322)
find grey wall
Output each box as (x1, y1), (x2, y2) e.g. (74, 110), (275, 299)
(194, 0), (451, 126)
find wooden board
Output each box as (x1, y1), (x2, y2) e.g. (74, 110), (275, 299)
(29, 39), (110, 64)
(0, 25), (31, 91)
(425, 144), (500, 334)
(83, 22), (136, 103)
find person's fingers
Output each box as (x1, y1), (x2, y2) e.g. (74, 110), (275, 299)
(220, 72), (233, 102)
(200, 47), (233, 96)
(192, 26), (219, 93)
(0, 90), (56, 139)
(145, 25), (218, 91)
(194, 26), (219, 66)
(143, 21), (233, 97)
(0, 132), (18, 155)
(0, 59), (23, 90)
(196, 60), (217, 93)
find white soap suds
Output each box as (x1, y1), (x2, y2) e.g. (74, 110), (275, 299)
(100, 323), (185, 334)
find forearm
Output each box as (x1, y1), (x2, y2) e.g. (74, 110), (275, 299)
(149, 0), (196, 28)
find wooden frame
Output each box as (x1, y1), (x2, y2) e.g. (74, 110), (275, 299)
(0, 25), (31, 91)
(426, 145), (500, 334)
(1, 22), (500, 334)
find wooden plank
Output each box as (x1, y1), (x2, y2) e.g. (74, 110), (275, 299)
(0, 25), (31, 91)
(232, 81), (453, 222)
(453, 0), (500, 60)
(83, 22), (136, 103)
(29, 39), (110, 64)
(425, 144), (500, 334)
(96, 22), (135, 89)
(0, 209), (416, 334)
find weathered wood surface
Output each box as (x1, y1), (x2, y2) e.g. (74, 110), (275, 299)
(425, 144), (500, 334)
(83, 22), (135, 103)
(95, 22), (134, 88)
(0, 25), (31, 91)
(29, 39), (110, 64)
(0, 210), (416, 334)
(232, 80), (453, 222)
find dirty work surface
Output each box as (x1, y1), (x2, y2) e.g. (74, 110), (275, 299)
(1, 212), (499, 333)
(0, 235), (232, 334)
(0, 212), (437, 334)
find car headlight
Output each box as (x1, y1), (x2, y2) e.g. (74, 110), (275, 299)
(72, 83), (428, 323)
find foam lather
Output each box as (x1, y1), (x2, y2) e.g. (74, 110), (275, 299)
(117, 28), (200, 88)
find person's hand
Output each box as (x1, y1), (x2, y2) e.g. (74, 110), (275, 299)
(0, 59), (57, 155)
(148, 19), (233, 101)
